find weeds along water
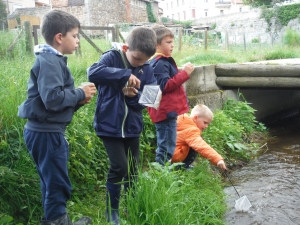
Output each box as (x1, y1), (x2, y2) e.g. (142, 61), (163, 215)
(0, 30), (288, 224)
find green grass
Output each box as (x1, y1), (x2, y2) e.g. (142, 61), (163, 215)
(0, 30), (274, 224)
(124, 161), (226, 225)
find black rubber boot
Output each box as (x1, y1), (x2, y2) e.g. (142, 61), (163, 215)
(73, 216), (92, 225)
(41, 213), (71, 225)
(106, 181), (121, 225)
(41, 213), (92, 225)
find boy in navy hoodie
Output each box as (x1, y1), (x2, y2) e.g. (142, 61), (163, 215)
(87, 26), (157, 225)
(18, 10), (95, 225)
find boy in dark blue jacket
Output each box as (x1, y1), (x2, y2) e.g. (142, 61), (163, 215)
(87, 26), (157, 225)
(148, 24), (194, 166)
(17, 10), (95, 225)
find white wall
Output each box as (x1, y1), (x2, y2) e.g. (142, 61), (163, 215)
(2, 0), (51, 15)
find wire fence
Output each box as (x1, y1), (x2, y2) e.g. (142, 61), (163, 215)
(3, 21), (288, 57)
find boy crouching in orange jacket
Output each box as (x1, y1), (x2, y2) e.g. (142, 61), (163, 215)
(172, 104), (227, 171)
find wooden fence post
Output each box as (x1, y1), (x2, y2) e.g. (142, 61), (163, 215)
(225, 31), (229, 50)
(243, 33), (246, 51)
(32, 25), (39, 45)
(204, 28), (208, 50)
(115, 25), (120, 43)
(24, 21), (33, 53)
(178, 26), (182, 51)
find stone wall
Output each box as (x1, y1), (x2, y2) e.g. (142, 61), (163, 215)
(195, 9), (300, 45)
(183, 62), (300, 122)
(56, 0), (159, 26)
(7, 0), (159, 29)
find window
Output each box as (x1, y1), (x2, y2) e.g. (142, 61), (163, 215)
(182, 0), (185, 5)
(192, 9), (196, 18)
(68, 0), (84, 6)
(183, 11), (186, 20)
(171, 1), (173, 8)
(178, 12), (180, 20)
(239, 7), (242, 12)
(220, 10), (224, 15)
(205, 12), (207, 17)
(177, 0), (179, 6)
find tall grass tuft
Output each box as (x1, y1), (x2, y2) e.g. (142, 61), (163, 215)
(0, 29), (27, 58)
(283, 28), (300, 47)
(125, 161), (226, 225)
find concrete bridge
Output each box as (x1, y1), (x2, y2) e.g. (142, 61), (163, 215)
(184, 58), (300, 124)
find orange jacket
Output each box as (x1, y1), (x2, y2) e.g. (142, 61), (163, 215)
(172, 114), (223, 165)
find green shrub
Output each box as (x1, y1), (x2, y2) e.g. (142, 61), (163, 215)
(264, 46), (298, 60)
(283, 28), (300, 46)
(203, 96), (267, 162)
(277, 4), (300, 26)
(251, 38), (260, 43)
(146, 2), (157, 23)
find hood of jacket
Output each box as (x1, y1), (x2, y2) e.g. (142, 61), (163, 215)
(177, 114), (202, 135)
(34, 44), (63, 56)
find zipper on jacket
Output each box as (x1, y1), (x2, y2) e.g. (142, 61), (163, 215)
(122, 93), (128, 138)
(114, 45), (129, 138)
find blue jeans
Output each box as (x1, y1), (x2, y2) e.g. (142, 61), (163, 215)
(155, 118), (177, 165)
(24, 129), (71, 220)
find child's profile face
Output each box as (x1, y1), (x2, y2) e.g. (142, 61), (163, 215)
(59, 27), (79, 55)
(156, 36), (174, 57)
(123, 45), (150, 67)
(193, 115), (212, 132)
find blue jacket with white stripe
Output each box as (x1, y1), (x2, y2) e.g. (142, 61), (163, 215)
(87, 44), (156, 138)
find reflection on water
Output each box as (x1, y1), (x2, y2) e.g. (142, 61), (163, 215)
(224, 117), (300, 225)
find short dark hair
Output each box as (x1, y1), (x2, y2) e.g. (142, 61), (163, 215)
(41, 10), (80, 45)
(125, 27), (157, 57)
(151, 24), (174, 44)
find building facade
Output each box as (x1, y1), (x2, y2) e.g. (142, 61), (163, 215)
(2, 0), (160, 26)
(157, 0), (251, 20)
(2, 0), (51, 15)
(5, 0), (160, 29)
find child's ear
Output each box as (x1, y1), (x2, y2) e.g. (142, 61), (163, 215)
(54, 33), (63, 44)
(192, 115), (198, 122)
(122, 44), (129, 52)
(156, 43), (160, 50)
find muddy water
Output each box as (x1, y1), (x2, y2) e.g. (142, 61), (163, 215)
(224, 117), (300, 225)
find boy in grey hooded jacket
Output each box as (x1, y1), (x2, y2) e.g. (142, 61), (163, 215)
(18, 10), (96, 225)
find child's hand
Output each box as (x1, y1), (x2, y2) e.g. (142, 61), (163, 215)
(79, 82), (97, 105)
(128, 74), (141, 89)
(217, 160), (227, 171)
(183, 62), (194, 75)
(122, 87), (138, 97)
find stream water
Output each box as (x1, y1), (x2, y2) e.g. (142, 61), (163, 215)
(224, 117), (300, 225)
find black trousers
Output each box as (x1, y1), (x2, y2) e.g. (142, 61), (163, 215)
(100, 136), (140, 184)
(182, 148), (198, 167)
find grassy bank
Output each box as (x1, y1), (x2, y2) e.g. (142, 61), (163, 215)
(0, 29), (287, 224)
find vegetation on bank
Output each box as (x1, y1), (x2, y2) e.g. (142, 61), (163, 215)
(2, 27), (300, 224)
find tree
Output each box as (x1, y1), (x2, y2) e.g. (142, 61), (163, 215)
(0, 1), (7, 29)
